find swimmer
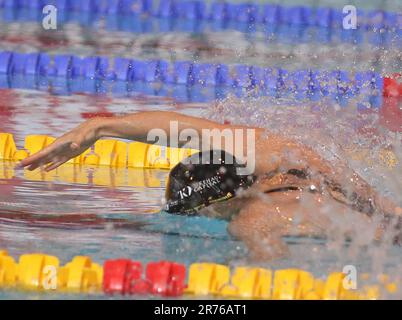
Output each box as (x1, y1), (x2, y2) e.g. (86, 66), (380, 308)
(17, 111), (402, 261)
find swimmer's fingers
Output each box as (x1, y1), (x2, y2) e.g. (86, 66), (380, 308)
(25, 152), (68, 171)
(17, 149), (54, 169)
(26, 154), (58, 171)
(44, 158), (69, 172)
(16, 126), (92, 171)
(17, 143), (65, 170)
(26, 152), (67, 172)
(25, 159), (51, 171)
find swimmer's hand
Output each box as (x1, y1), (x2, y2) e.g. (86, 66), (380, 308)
(17, 118), (101, 171)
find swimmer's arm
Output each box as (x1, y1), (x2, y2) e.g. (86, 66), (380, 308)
(323, 168), (401, 218)
(96, 111), (264, 149)
(303, 158), (400, 217)
(17, 111), (263, 171)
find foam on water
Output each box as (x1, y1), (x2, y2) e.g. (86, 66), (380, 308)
(205, 93), (401, 196)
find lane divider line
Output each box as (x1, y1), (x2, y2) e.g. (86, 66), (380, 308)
(1, 1), (400, 31)
(0, 133), (200, 170)
(0, 250), (398, 299)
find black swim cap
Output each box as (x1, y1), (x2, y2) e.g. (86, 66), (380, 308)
(164, 150), (255, 215)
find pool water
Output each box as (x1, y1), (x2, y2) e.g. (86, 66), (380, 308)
(0, 0), (401, 299)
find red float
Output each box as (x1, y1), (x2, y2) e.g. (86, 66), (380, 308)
(383, 74), (402, 98)
(146, 261), (186, 296)
(103, 259), (142, 295)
